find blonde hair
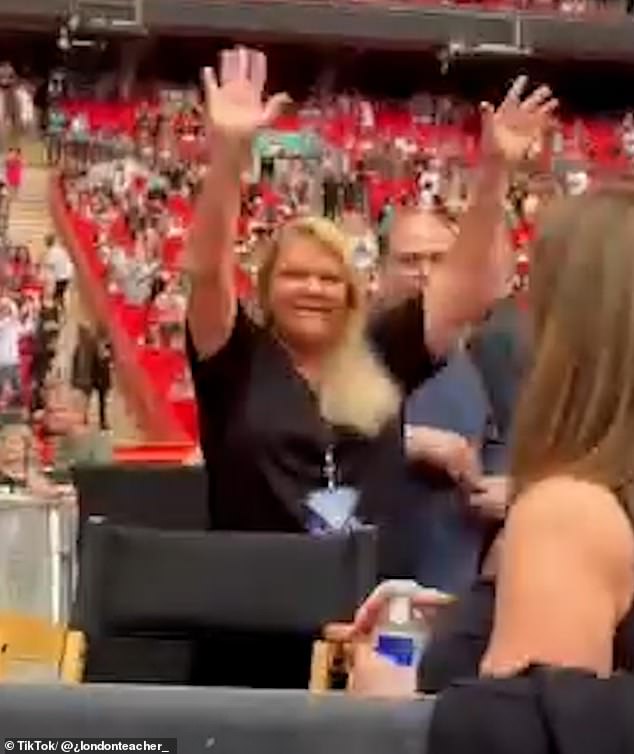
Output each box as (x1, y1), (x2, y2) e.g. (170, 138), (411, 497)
(512, 188), (634, 518)
(0, 422), (35, 479)
(258, 216), (401, 437)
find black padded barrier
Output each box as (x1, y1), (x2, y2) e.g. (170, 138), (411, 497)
(0, 684), (434, 754)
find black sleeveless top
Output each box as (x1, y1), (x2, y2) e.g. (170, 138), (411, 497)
(420, 576), (634, 695)
(421, 475), (634, 693)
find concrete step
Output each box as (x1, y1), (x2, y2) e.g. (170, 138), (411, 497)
(56, 286), (142, 443)
(7, 166), (52, 257)
(17, 156), (142, 442)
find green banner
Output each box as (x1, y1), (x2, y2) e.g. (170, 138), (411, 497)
(254, 129), (321, 158)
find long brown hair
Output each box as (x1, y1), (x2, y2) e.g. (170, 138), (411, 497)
(512, 188), (634, 516)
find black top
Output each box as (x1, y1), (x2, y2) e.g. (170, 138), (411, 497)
(428, 666), (634, 754)
(420, 576), (634, 695)
(187, 297), (437, 577)
(36, 302), (61, 360)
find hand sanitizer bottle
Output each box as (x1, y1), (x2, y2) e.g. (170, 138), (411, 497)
(374, 580), (428, 672)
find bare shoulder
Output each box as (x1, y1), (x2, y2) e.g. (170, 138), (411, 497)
(512, 477), (631, 532)
(510, 476), (634, 584)
(511, 477), (632, 541)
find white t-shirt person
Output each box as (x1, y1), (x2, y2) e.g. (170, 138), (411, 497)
(359, 100), (375, 131)
(0, 296), (21, 405)
(0, 297), (19, 369)
(419, 167), (441, 210)
(44, 238), (74, 285)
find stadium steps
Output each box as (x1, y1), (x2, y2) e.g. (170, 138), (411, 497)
(57, 278), (143, 445)
(8, 165), (52, 259)
(14, 161), (142, 444)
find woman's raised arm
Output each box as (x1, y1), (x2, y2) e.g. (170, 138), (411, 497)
(185, 47), (288, 357)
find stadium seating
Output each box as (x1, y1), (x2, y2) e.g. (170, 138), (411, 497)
(72, 521), (377, 687)
(51, 95), (632, 443)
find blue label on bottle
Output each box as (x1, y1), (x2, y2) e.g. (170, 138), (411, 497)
(376, 634), (419, 668)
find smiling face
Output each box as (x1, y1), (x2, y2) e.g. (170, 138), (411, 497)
(267, 232), (351, 354)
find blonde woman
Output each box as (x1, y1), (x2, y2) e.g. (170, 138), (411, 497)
(185, 46), (556, 576)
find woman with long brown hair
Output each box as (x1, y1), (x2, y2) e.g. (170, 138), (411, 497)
(186, 46), (555, 577)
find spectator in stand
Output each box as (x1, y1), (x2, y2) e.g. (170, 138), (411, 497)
(68, 111), (90, 166)
(151, 274), (187, 344)
(45, 105), (66, 166)
(4, 147), (23, 199)
(42, 382), (112, 474)
(134, 101), (157, 147)
(418, 157), (442, 210)
(18, 293), (37, 337)
(17, 292), (37, 407)
(30, 274), (62, 414)
(342, 189), (634, 754)
(8, 245), (33, 292)
(377, 197), (396, 255)
(0, 411), (57, 496)
(185, 48), (555, 578)
(71, 323), (112, 431)
(621, 112), (634, 161)
(565, 162), (590, 196)
(110, 239), (160, 308)
(0, 181), (9, 241)
(0, 290), (22, 408)
(322, 159), (341, 220)
(0, 63), (35, 154)
(377, 205), (514, 589)
(0, 410), (28, 488)
(43, 234), (73, 312)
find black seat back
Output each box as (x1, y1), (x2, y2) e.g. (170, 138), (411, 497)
(73, 521), (378, 687)
(73, 464), (209, 531)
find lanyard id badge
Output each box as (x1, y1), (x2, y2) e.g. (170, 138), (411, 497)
(305, 444), (360, 533)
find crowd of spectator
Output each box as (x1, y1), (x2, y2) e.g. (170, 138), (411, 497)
(4, 43), (634, 722)
(5, 76), (634, 470)
(0, 236), (115, 481)
(206, 0), (634, 14)
(53, 85), (634, 327)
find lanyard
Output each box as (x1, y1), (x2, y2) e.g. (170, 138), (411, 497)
(323, 443), (337, 492)
(306, 440), (360, 533)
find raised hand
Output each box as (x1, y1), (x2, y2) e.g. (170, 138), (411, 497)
(203, 47), (290, 145)
(325, 582), (455, 645)
(480, 76), (558, 166)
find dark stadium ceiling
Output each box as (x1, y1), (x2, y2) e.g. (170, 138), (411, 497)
(2, 0), (634, 61)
